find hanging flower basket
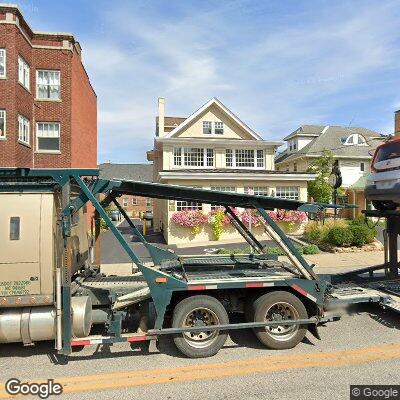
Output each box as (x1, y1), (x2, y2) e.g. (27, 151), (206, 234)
(171, 210), (208, 236)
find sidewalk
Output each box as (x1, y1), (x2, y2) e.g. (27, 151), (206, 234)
(279, 251), (389, 270)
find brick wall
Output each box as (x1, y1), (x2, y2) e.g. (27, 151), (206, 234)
(71, 45), (97, 168)
(0, 5), (97, 169)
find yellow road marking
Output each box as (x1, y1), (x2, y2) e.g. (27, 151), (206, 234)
(0, 343), (399, 398)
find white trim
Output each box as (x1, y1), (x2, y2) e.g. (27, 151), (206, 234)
(18, 114), (30, 145)
(18, 55), (30, 90)
(36, 69), (61, 100)
(164, 97), (263, 140)
(173, 146), (215, 169)
(159, 171), (316, 181)
(156, 137), (283, 148)
(36, 122), (60, 153)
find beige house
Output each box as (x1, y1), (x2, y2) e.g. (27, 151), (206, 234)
(147, 98), (315, 244)
(275, 125), (385, 217)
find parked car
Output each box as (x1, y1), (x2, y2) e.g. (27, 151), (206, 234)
(365, 137), (400, 210)
(143, 211), (153, 220)
(109, 210), (122, 221)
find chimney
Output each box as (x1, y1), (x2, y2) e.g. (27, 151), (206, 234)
(158, 97), (165, 137)
(395, 110), (400, 137)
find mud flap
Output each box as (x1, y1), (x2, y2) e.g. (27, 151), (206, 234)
(308, 323), (321, 340)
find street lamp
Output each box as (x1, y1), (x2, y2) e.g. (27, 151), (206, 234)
(328, 160), (342, 218)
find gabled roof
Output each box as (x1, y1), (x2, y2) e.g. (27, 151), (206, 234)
(99, 163), (153, 182)
(164, 97), (263, 140)
(276, 125), (385, 164)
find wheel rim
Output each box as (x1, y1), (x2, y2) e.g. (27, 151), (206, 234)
(264, 301), (300, 342)
(182, 307), (220, 349)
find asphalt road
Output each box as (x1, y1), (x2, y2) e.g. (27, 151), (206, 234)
(0, 299), (399, 400)
(100, 220), (296, 263)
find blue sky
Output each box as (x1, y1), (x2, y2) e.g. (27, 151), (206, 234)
(21, 0), (400, 163)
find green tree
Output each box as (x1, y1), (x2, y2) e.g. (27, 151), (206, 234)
(307, 150), (335, 203)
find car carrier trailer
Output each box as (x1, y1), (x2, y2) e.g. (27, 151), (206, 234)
(0, 168), (399, 358)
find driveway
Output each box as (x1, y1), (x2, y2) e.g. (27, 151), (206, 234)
(100, 219), (299, 263)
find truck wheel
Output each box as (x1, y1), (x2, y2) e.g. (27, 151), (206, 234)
(253, 291), (308, 350)
(172, 295), (229, 358)
(372, 200), (397, 211)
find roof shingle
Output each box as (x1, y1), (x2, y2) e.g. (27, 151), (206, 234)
(99, 163), (153, 182)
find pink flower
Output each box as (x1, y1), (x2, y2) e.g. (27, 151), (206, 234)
(171, 210), (208, 228)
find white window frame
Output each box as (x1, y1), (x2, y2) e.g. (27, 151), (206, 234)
(36, 122), (60, 153)
(210, 186), (236, 210)
(173, 147), (214, 168)
(203, 121), (212, 135)
(225, 148), (264, 169)
(245, 186), (269, 196)
(344, 133), (367, 146)
(132, 197), (138, 206)
(214, 121), (224, 135)
(146, 198), (152, 208)
(0, 110), (6, 139)
(36, 70), (61, 100)
(276, 186), (299, 200)
(202, 121), (224, 135)
(18, 115), (30, 145)
(360, 162), (365, 172)
(0, 49), (6, 79)
(122, 198), (128, 207)
(18, 56), (30, 90)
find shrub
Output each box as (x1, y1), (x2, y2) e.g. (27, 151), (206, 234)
(266, 245), (304, 255)
(100, 218), (109, 230)
(303, 244), (320, 255)
(326, 226), (353, 246)
(304, 225), (324, 244)
(350, 224), (376, 246)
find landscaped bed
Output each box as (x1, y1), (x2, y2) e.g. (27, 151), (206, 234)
(303, 217), (383, 253)
(216, 243), (320, 256)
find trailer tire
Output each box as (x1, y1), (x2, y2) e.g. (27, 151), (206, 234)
(253, 291), (308, 350)
(172, 295), (229, 358)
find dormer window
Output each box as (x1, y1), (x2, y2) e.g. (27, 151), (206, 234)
(343, 133), (367, 146)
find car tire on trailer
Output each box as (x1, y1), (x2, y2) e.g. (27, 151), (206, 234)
(172, 295), (229, 358)
(252, 291), (308, 350)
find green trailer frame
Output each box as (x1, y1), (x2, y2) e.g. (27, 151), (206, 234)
(0, 168), (349, 355)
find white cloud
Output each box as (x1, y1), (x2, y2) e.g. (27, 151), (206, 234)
(82, 0), (400, 163)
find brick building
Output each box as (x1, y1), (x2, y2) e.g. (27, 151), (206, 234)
(99, 163), (153, 217)
(0, 4), (97, 168)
